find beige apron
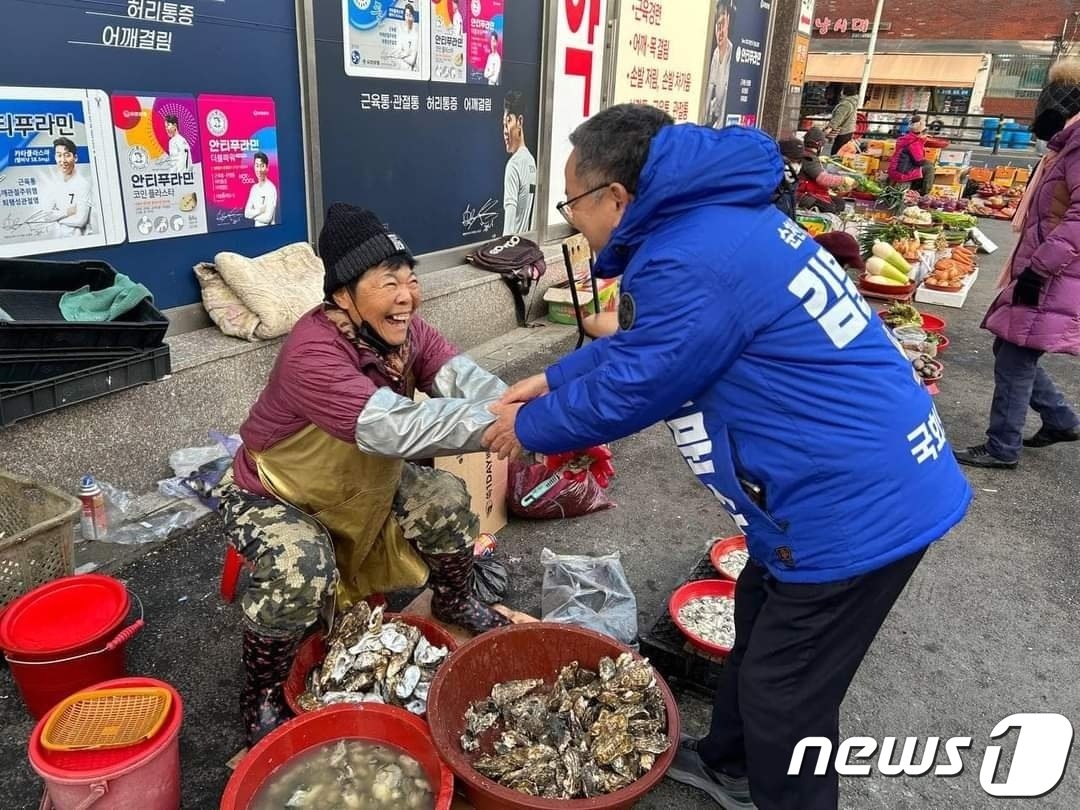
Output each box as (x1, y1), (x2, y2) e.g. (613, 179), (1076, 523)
(250, 424), (429, 608)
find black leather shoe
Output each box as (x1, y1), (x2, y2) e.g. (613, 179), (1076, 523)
(954, 445), (1018, 470)
(1024, 426), (1080, 448)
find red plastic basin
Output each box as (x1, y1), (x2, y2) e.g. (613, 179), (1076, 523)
(669, 579), (737, 658)
(708, 535), (748, 581)
(877, 310), (948, 334)
(426, 623), (680, 810)
(220, 704), (454, 810)
(284, 612), (458, 716)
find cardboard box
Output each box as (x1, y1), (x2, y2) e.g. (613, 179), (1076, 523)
(434, 451), (508, 535)
(994, 166), (1018, 187)
(915, 267), (979, 309)
(1015, 167), (1032, 185)
(865, 140), (886, 157)
(968, 167), (994, 184)
(924, 147), (942, 164)
(544, 277), (619, 326)
(938, 149), (970, 167)
(881, 140), (896, 158)
(930, 184), (963, 201)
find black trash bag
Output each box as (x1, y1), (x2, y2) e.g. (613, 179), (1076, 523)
(472, 554), (509, 604)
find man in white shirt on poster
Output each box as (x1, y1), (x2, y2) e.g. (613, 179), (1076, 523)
(484, 31), (502, 85)
(501, 91), (536, 235)
(398, 3), (419, 71)
(46, 137), (93, 238)
(165, 114), (192, 171)
(705, 0), (733, 128)
(244, 151), (277, 227)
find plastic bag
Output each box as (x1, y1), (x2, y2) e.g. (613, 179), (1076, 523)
(96, 480), (209, 545)
(472, 555), (509, 604)
(509, 460), (614, 520)
(540, 549), (637, 645)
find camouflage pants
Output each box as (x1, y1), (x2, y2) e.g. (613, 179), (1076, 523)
(218, 463), (476, 635)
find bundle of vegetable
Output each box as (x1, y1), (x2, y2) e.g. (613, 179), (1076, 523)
(930, 211), (977, 229)
(876, 185), (909, 214)
(881, 303), (922, 328)
(864, 242), (912, 286)
(858, 222), (912, 259)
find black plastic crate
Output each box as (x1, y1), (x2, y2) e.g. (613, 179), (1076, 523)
(0, 348), (140, 386)
(639, 553), (727, 698)
(0, 258), (169, 352)
(0, 344), (171, 428)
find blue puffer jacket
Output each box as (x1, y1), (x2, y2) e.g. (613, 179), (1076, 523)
(517, 125), (971, 584)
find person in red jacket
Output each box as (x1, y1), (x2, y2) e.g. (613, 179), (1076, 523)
(888, 116), (934, 193)
(797, 128), (854, 213)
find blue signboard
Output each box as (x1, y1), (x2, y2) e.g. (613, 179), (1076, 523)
(0, 0), (308, 309)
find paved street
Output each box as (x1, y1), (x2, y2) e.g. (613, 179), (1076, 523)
(1, 219), (1077, 808)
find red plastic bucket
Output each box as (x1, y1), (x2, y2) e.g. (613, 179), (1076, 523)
(29, 676), (183, 810)
(284, 612), (459, 716)
(0, 575), (144, 718)
(220, 704), (454, 810)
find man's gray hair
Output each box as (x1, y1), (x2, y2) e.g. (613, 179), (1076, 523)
(569, 103), (674, 194)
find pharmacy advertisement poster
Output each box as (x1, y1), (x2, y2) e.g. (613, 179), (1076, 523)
(467, 0), (504, 86)
(196, 94), (280, 233)
(112, 94), (208, 242)
(431, 0), (468, 83)
(0, 87), (125, 258)
(343, 0), (431, 80)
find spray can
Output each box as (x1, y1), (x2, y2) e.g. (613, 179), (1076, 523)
(78, 474), (108, 541)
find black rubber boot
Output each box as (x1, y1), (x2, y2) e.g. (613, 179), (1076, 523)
(240, 626), (302, 747)
(421, 549), (511, 635)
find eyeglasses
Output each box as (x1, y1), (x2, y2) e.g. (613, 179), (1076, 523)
(556, 184), (609, 225)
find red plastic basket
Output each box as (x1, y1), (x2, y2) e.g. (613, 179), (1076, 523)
(669, 579), (737, 658)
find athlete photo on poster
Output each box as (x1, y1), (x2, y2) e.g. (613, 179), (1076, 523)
(0, 86), (124, 257)
(343, 0), (430, 80)
(467, 0), (504, 85)
(501, 90), (535, 234)
(112, 94), (208, 242)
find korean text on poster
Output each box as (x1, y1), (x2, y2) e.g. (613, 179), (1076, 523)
(112, 94), (207, 242)
(343, 0), (430, 80)
(612, 0), (712, 123)
(0, 87), (125, 258)
(467, 0), (505, 86)
(196, 95), (280, 232)
(432, 0), (468, 83)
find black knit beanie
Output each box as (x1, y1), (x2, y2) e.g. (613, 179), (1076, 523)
(319, 203), (414, 300)
(1033, 59), (1080, 141)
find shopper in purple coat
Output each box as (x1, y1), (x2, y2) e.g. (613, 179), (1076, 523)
(956, 59), (1080, 469)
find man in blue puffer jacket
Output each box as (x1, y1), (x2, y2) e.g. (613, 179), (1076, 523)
(484, 104), (972, 810)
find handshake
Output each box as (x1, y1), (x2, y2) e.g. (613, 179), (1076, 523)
(482, 373), (550, 461)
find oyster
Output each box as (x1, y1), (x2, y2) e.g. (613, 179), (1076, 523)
(462, 658), (670, 800)
(677, 595), (736, 648)
(491, 679), (543, 708)
(413, 636), (448, 667)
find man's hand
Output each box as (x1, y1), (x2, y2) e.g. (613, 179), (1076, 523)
(498, 373), (548, 406)
(483, 401), (524, 460)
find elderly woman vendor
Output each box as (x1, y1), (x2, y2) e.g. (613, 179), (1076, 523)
(216, 204), (523, 744)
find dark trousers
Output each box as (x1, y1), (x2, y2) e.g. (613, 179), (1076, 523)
(830, 132), (854, 155)
(987, 337), (1080, 462)
(697, 548), (926, 810)
(913, 161), (935, 194)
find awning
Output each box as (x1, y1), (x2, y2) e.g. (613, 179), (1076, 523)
(805, 52), (985, 88)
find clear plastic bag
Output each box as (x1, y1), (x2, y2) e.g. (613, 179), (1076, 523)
(540, 549), (638, 646)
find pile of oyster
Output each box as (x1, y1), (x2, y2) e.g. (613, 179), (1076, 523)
(298, 602), (449, 715)
(460, 653), (671, 799)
